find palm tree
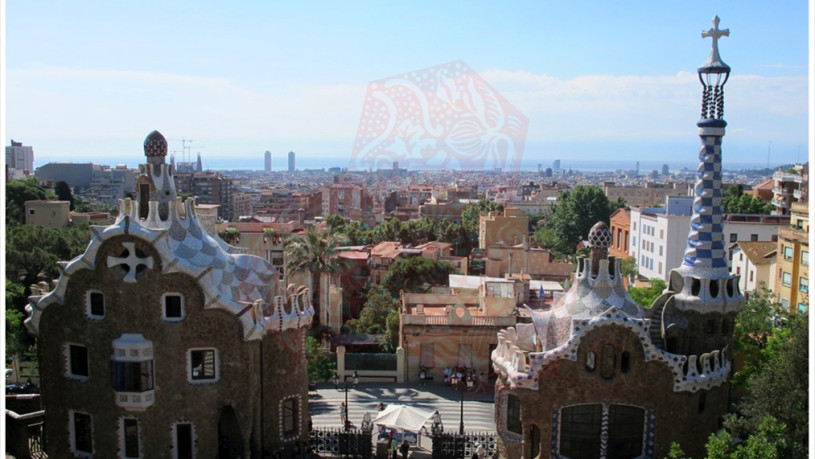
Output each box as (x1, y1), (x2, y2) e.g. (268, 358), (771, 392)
(284, 227), (349, 329)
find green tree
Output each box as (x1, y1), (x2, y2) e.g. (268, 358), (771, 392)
(305, 336), (335, 382)
(620, 256), (638, 285)
(5, 224), (91, 292)
(345, 284), (401, 352)
(725, 312), (808, 456)
(285, 227), (349, 324)
(324, 214), (347, 234)
(628, 278), (666, 309)
(722, 184), (772, 214)
(730, 284), (783, 388)
(6, 177), (57, 224)
(383, 256), (460, 295)
(531, 227), (565, 258)
(545, 186), (614, 255)
(54, 180), (76, 211)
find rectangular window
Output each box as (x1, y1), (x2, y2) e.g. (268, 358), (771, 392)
(69, 344), (89, 378)
(112, 361), (154, 392)
(730, 233), (737, 242)
(749, 270), (754, 282)
(784, 246), (794, 260)
(560, 404), (602, 458)
(802, 251), (809, 266)
(633, 222), (637, 231)
(507, 395), (522, 434)
(164, 294), (184, 321)
(782, 272), (792, 287)
(175, 423), (193, 459)
(751, 234), (759, 242)
(799, 277), (807, 293)
(189, 349), (217, 381)
(457, 344), (473, 368)
(658, 262), (662, 274)
(283, 398), (297, 435)
(798, 303), (807, 314)
(123, 418), (140, 458)
(420, 343), (435, 368)
(660, 229), (664, 239)
(29, 209), (35, 215)
(607, 405), (645, 458)
(89, 292), (105, 318)
(72, 411), (93, 454)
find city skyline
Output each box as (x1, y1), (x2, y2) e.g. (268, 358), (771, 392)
(2, 1), (811, 170)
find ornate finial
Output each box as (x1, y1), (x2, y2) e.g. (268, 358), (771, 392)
(700, 15), (730, 70)
(698, 16), (731, 120)
(144, 131), (168, 158)
(587, 221), (610, 277)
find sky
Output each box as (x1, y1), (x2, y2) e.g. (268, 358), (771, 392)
(1, 1), (812, 171)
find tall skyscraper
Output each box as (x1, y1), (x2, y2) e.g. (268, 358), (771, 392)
(264, 151), (272, 172)
(552, 159), (561, 170)
(288, 151), (295, 172)
(6, 139), (34, 176)
(662, 163), (670, 176)
(196, 152), (203, 172)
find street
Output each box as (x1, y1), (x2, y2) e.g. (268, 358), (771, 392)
(309, 382), (496, 434)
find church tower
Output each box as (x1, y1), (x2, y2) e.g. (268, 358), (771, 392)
(649, 15), (744, 360)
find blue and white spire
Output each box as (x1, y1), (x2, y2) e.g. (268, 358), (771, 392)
(680, 16), (732, 278)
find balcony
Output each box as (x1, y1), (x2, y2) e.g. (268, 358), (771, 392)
(115, 389), (156, 411)
(772, 186), (791, 196)
(793, 189), (802, 200)
(773, 172), (799, 183)
(772, 198), (790, 209)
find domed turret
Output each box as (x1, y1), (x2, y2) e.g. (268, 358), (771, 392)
(144, 131), (168, 166)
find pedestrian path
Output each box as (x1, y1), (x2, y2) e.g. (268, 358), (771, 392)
(309, 382), (496, 433)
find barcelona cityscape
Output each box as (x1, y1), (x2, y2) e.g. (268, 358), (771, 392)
(2, 2), (812, 458)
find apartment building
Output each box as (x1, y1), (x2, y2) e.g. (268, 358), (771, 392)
(728, 241), (776, 293)
(775, 202), (809, 313)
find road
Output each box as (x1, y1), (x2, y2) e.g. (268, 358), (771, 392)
(309, 382), (496, 434)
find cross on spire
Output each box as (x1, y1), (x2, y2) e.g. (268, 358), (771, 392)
(701, 15), (729, 65)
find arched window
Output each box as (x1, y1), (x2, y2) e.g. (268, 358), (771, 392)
(601, 344), (616, 379)
(620, 351), (631, 373)
(585, 351), (596, 372)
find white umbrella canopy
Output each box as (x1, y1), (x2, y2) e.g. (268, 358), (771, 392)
(373, 404), (435, 432)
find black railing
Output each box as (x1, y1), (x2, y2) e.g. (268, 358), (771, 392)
(310, 427), (373, 458)
(432, 432), (497, 459)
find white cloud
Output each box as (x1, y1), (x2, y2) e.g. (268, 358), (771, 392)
(4, 66), (808, 161)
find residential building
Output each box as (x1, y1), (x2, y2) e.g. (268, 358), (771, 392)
(24, 200), (71, 227)
(6, 139), (34, 178)
(608, 208), (631, 259)
(478, 207), (529, 249)
(770, 163), (807, 215)
(174, 171), (234, 220)
(25, 131), (314, 457)
(35, 162), (102, 189)
(775, 202), (809, 313)
(399, 278), (521, 385)
(484, 244), (573, 281)
(630, 197), (788, 281)
(492, 26), (743, 456)
(603, 182), (691, 208)
(728, 241), (776, 293)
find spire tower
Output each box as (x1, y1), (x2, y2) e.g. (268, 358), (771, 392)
(654, 16), (743, 359)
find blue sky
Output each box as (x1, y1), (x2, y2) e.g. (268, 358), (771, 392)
(2, 1), (811, 170)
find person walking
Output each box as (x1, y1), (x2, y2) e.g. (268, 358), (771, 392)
(399, 439), (410, 458)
